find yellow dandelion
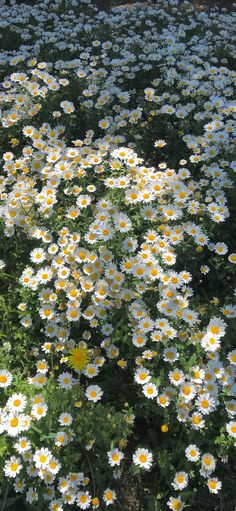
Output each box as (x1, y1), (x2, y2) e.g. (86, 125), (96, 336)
(68, 346), (90, 372)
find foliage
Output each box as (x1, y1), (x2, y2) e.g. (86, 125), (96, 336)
(0, 0), (235, 510)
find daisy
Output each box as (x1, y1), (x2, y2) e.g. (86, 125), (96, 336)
(30, 373), (47, 388)
(227, 350), (236, 366)
(202, 332), (222, 352)
(36, 359), (49, 374)
(20, 315), (33, 328)
(180, 383), (196, 402)
(63, 492), (76, 505)
(207, 317), (226, 338)
(85, 385), (103, 402)
(185, 444), (200, 462)
(134, 368), (151, 385)
(31, 403), (48, 420)
(7, 393), (27, 413)
(172, 471), (188, 490)
(103, 488), (117, 506)
(77, 195), (91, 208)
(228, 253), (236, 264)
(154, 139), (166, 148)
(163, 347), (179, 363)
(42, 471), (55, 485)
(37, 266), (53, 284)
(58, 266), (70, 279)
(66, 307), (81, 322)
(139, 317), (154, 333)
(143, 382), (158, 399)
(192, 366), (205, 384)
(49, 500), (64, 511)
(55, 432), (68, 447)
(133, 448), (153, 470)
(106, 345), (119, 359)
(15, 437), (31, 453)
(77, 491), (91, 509)
(14, 478), (26, 492)
(107, 448), (124, 467)
(39, 305), (55, 320)
(113, 213), (132, 233)
(6, 414), (27, 437)
(30, 248), (46, 264)
(157, 393), (170, 408)
(58, 413), (73, 427)
(226, 421), (236, 438)
(167, 496), (184, 511)
(33, 447), (52, 469)
(58, 477), (70, 493)
(151, 330), (163, 343)
(200, 265), (210, 275)
(169, 369), (185, 386)
(92, 497), (100, 508)
(196, 393), (216, 415)
(25, 487), (39, 504)
(207, 477), (222, 494)
(190, 412), (205, 430)
(57, 373), (74, 390)
(225, 400), (236, 418)
(201, 453), (216, 473)
(97, 225), (114, 241)
(214, 242), (228, 255)
(162, 205), (181, 220)
(4, 456), (22, 478)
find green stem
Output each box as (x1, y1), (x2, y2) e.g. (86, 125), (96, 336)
(85, 451), (96, 496)
(50, 351), (54, 376)
(1, 483), (9, 511)
(176, 427), (184, 453)
(1, 273), (16, 280)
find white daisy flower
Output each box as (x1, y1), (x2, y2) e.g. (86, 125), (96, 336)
(33, 447), (52, 469)
(107, 448), (124, 467)
(207, 477), (222, 494)
(143, 382), (158, 399)
(4, 456), (22, 478)
(85, 385), (103, 403)
(58, 413), (73, 427)
(103, 488), (117, 506)
(76, 491), (91, 509)
(133, 448), (153, 470)
(7, 393), (27, 412)
(172, 471), (188, 490)
(134, 368), (151, 385)
(185, 444), (200, 462)
(226, 421), (236, 438)
(201, 453), (216, 473)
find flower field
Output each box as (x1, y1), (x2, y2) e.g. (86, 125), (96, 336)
(0, 0), (235, 509)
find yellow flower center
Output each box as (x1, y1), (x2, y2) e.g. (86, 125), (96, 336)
(10, 462), (18, 471)
(10, 417), (19, 427)
(209, 481), (217, 489)
(139, 454), (147, 463)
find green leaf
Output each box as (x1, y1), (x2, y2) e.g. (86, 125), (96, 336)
(0, 437), (7, 456)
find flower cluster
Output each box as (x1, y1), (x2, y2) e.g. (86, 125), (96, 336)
(0, 0), (235, 509)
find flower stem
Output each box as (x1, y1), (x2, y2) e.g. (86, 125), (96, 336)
(1, 483), (9, 511)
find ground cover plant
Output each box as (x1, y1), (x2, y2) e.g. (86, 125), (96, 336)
(0, 0), (236, 509)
